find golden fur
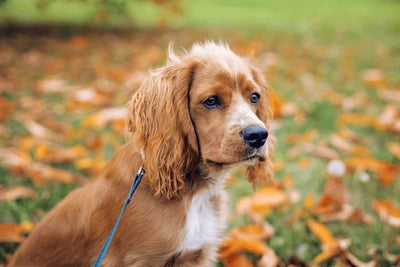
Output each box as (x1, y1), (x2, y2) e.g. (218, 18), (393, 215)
(9, 42), (274, 267)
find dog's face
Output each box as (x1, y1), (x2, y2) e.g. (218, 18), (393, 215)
(189, 55), (269, 170)
(128, 42), (274, 200)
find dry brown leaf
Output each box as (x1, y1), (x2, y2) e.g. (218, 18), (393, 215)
(251, 187), (288, 215)
(361, 69), (386, 88)
(0, 96), (15, 122)
(83, 106), (127, 128)
(224, 253), (253, 267)
(35, 78), (66, 93)
(303, 193), (315, 211)
(337, 113), (383, 130)
(69, 35), (89, 51)
(68, 87), (110, 108)
(296, 158), (310, 169)
(304, 143), (339, 160)
(318, 204), (373, 225)
(0, 186), (37, 201)
(373, 199), (400, 227)
(311, 249), (341, 267)
(257, 248), (280, 267)
(345, 157), (398, 173)
(21, 119), (54, 139)
(34, 143), (87, 163)
(343, 252), (378, 267)
(306, 219), (336, 246)
(220, 239), (269, 260)
(229, 225), (272, 241)
(388, 142), (400, 159)
(0, 149), (76, 184)
(0, 222), (34, 243)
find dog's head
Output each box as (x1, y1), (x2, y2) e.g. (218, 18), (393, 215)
(128, 42), (274, 200)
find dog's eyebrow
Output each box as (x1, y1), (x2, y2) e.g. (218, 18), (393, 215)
(236, 73), (258, 93)
(215, 71), (234, 88)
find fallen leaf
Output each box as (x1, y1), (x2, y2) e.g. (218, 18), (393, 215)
(307, 219), (336, 246)
(35, 78), (67, 93)
(361, 69), (386, 88)
(251, 187), (288, 215)
(388, 142), (400, 159)
(220, 239), (269, 260)
(0, 222), (34, 243)
(224, 253), (253, 267)
(0, 186), (37, 201)
(229, 225), (272, 241)
(344, 157), (398, 173)
(304, 143), (338, 160)
(34, 142), (87, 163)
(337, 113), (382, 130)
(69, 35), (89, 51)
(0, 96), (15, 122)
(311, 249), (341, 267)
(303, 193), (315, 211)
(83, 106), (127, 128)
(257, 247), (280, 267)
(373, 199), (400, 227)
(296, 158), (310, 169)
(0, 149), (76, 184)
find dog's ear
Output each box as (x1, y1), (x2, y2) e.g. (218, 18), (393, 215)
(246, 66), (275, 187)
(127, 52), (199, 200)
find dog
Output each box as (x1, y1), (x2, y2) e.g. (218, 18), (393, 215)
(9, 42), (274, 267)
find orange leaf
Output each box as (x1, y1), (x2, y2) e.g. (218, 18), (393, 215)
(344, 157), (398, 173)
(361, 69), (386, 88)
(0, 186), (37, 201)
(0, 222), (34, 243)
(220, 239), (269, 260)
(69, 36), (88, 51)
(303, 193), (315, 210)
(251, 187), (288, 215)
(224, 253), (253, 267)
(0, 96), (15, 121)
(311, 249), (341, 266)
(373, 199), (400, 227)
(258, 247), (280, 267)
(388, 142), (400, 159)
(337, 113), (382, 130)
(296, 158), (310, 169)
(229, 225), (272, 241)
(306, 219), (336, 245)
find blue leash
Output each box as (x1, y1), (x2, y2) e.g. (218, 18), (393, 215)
(92, 167), (145, 267)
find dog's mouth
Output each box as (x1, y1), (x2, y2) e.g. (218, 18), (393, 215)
(205, 152), (265, 168)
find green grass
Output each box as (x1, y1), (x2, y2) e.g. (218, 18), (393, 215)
(1, 0), (400, 265)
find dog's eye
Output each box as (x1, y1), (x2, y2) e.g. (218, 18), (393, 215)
(202, 96), (222, 109)
(250, 93), (260, 105)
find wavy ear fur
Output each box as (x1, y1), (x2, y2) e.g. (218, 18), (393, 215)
(247, 67), (275, 187)
(127, 52), (199, 200)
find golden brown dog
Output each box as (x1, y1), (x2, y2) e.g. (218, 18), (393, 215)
(9, 42), (274, 267)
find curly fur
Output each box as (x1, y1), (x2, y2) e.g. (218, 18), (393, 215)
(9, 41), (274, 267)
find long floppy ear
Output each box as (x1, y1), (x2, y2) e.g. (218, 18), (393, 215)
(127, 52), (199, 200)
(247, 66), (275, 187)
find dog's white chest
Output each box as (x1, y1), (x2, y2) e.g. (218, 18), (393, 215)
(179, 182), (223, 252)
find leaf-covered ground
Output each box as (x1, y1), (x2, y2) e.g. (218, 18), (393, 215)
(1, 3), (400, 265)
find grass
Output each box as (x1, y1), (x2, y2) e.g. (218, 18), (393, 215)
(1, 0), (400, 265)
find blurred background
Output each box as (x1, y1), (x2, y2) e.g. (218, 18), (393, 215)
(0, 0), (399, 266)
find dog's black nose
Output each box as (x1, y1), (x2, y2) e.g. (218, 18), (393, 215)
(241, 126), (268, 149)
